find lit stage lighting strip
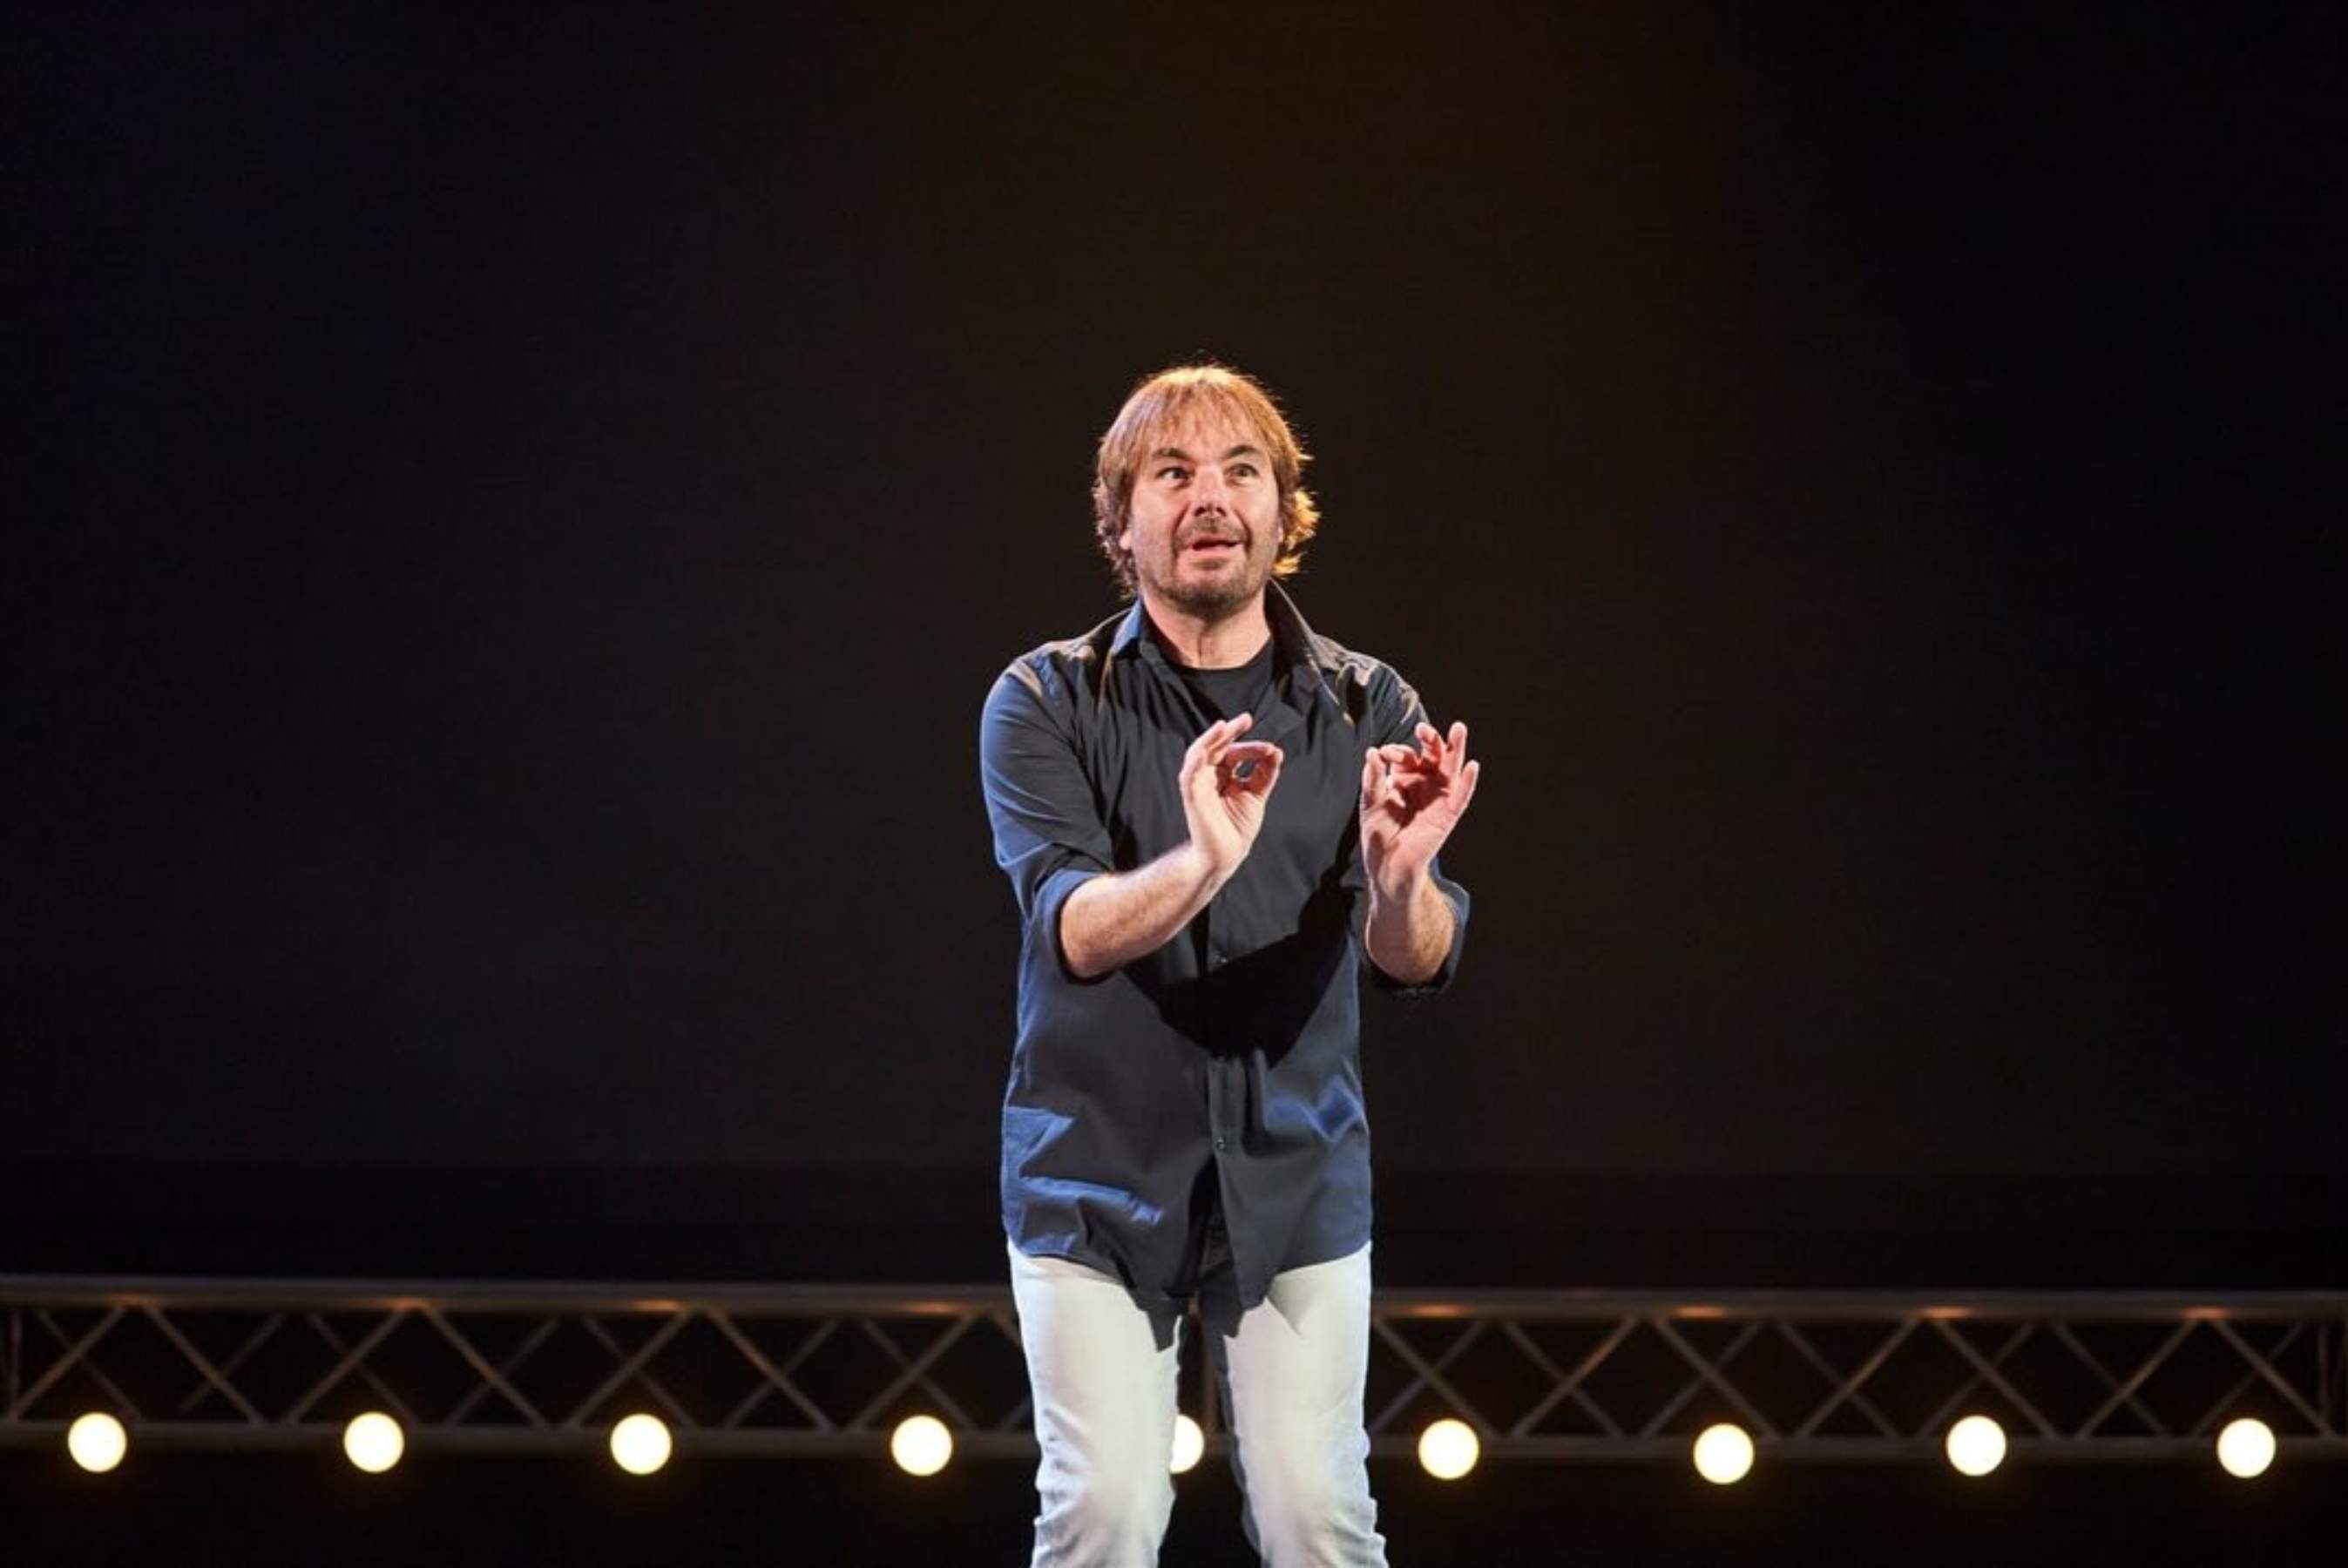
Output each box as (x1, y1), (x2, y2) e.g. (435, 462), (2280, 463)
(2, 1279), (2343, 1465)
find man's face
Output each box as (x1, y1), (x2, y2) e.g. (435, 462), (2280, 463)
(1120, 416), (1282, 621)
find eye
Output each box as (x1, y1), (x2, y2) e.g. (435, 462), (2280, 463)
(1155, 464), (1190, 482)
(1229, 463), (1259, 480)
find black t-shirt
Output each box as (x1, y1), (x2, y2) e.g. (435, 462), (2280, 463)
(1171, 639), (1278, 723)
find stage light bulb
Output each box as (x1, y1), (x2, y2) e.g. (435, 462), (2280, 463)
(67, 1413), (127, 1473)
(343, 1411), (405, 1473)
(1692, 1423), (1754, 1484)
(2216, 1417), (2276, 1478)
(1945, 1415), (2006, 1477)
(1418, 1417), (1480, 1480)
(890, 1414), (953, 1477)
(1169, 1414), (1205, 1475)
(609, 1413), (673, 1475)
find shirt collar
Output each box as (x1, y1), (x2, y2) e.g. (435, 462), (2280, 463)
(1109, 581), (1323, 683)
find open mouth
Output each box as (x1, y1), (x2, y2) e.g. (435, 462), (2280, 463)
(1187, 537), (1241, 553)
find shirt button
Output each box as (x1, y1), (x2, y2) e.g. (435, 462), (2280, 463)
(1214, 1136), (1229, 1152)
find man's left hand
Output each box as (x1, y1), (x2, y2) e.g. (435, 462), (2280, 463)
(1360, 720), (1480, 898)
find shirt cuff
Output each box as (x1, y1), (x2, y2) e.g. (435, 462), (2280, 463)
(1367, 877), (1470, 997)
(1035, 862), (1106, 983)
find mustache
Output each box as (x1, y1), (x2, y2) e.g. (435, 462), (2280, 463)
(1179, 524), (1248, 546)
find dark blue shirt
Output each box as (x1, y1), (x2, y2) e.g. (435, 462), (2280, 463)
(979, 584), (1471, 1311)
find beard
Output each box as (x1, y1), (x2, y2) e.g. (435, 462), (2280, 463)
(1138, 524), (1277, 620)
(1160, 569), (1262, 618)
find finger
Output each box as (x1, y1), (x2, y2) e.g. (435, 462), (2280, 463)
(1242, 743), (1284, 797)
(1219, 741), (1281, 787)
(1182, 719), (1232, 781)
(1363, 747), (1396, 811)
(1447, 720), (1469, 781)
(1390, 745), (1439, 783)
(1452, 757), (1480, 816)
(1201, 714), (1257, 770)
(1416, 721), (1444, 764)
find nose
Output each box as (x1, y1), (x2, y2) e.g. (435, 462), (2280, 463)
(1190, 465), (1229, 513)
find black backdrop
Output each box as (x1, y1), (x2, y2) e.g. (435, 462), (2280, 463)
(10, 4), (2343, 1287)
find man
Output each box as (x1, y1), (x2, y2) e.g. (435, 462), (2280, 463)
(979, 364), (1478, 1567)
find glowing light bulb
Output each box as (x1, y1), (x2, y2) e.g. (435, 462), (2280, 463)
(1418, 1417), (1480, 1480)
(890, 1414), (953, 1477)
(2216, 1417), (2276, 1479)
(1169, 1414), (1205, 1475)
(1692, 1423), (1754, 1484)
(67, 1413), (127, 1474)
(343, 1411), (405, 1473)
(609, 1413), (673, 1475)
(1945, 1414), (2006, 1477)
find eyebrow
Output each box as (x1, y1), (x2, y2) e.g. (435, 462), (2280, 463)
(1147, 444), (1268, 464)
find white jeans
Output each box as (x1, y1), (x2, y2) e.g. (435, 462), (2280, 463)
(1008, 1237), (1387, 1568)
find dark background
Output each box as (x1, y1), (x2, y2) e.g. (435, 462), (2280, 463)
(10, 4), (2346, 1561)
(10, 4), (2345, 1278)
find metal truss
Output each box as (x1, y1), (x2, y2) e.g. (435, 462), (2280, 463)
(3, 1277), (2344, 1464)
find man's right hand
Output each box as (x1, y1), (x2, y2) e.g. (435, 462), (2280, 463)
(1180, 714), (1284, 885)
(1058, 714), (1284, 978)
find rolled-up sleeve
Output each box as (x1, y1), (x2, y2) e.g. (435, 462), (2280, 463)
(980, 661), (1115, 975)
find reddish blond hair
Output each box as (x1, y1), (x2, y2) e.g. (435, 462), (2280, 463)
(1091, 365), (1320, 597)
